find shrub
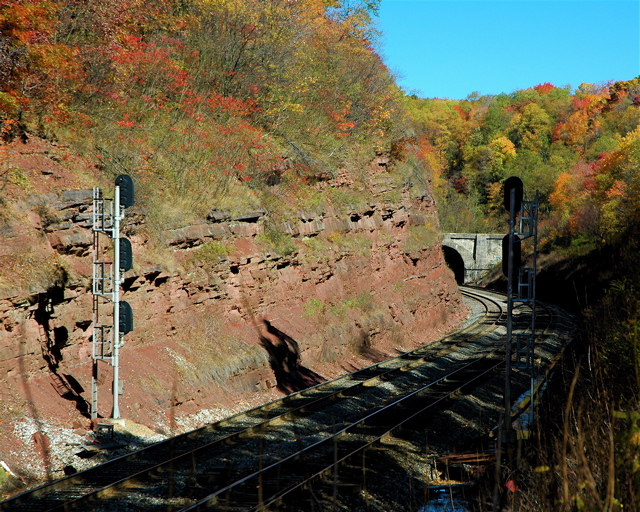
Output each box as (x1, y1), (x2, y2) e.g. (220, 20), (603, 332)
(403, 223), (440, 254)
(187, 241), (234, 267)
(256, 227), (296, 257)
(303, 298), (325, 317)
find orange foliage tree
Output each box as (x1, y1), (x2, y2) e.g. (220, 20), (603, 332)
(404, 77), (640, 238)
(0, 0), (400, 216)
(0, 0), (82, 137)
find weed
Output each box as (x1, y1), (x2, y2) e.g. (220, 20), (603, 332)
(173, 312), (265, 387)
(144, 374), (165, 392)
(327, 232), (371, 257)
(328, 301), (349, 319)
(13, 169), (30, 188)
(382, 188), (402, 204)
(144, 193), (204, 234)
(318, 326), (344, 363)
(297, 188), (327, 212)
(256, 227), (296, 257)
(301, 235), (331, 255)
(187, 241), (234, 267)
(403, 223), (440, 254)
(303, 298), (325, 317)
(32, 204), (61, 229)
(299, 235), (335, 265)
(0, 466), (23, 501)
(566, 236), (598, 257)
(344, 234), (372, 257)
(328, 187), (369, 213)
(393, 280), (405, 293)
(0, 252), (68, 297)
(0, 197), (12, 224)
(326, 232), (343, 245)
(329, 292), (375, 318)
(354, 291), (375, 312)
(1, 168), (31, 191)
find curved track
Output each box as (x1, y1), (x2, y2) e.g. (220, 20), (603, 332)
(0, 287), (571, 512)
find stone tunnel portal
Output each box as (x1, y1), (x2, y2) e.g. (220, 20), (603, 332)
(442, 245), (465, 285)
(442, 233), (503, 284)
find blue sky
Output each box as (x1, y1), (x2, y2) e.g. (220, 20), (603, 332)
(376, 0), (640, 99)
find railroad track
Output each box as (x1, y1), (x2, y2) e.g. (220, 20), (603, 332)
(0, 287), (571, 512)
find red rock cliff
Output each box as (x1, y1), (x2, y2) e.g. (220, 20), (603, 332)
(0, 138), (466, 478)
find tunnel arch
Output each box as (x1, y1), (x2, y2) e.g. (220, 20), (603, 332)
(442, 245), (466, 284)
(441, 242), (476, 284)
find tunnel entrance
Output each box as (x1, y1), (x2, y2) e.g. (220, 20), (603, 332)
(443, 246), (465, 284)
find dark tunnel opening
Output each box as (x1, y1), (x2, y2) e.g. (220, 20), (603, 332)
(442, 246), (465, 285)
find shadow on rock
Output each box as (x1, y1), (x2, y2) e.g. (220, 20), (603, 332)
(258, 319), (326, 394)
(31, 287), (91, 418)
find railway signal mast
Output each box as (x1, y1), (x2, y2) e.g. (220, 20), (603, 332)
(91, 175), (135, 422)
(502, 176), (539, 440)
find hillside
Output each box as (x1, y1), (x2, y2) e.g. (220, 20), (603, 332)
(0, 133), (465, 491)
(402, 78), (640, 242)
(0, 0), (410, 223)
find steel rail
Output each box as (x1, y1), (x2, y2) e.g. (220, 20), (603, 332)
(183, 352), (506, 511)
(252, 357), (506, 512)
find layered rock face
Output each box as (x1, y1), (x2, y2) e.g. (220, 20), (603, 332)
(0, 139), (465, 477)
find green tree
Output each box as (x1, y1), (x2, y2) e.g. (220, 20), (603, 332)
(508, 102), (552, 152)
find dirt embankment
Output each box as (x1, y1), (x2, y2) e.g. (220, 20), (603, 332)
(0, 136), (465, 483)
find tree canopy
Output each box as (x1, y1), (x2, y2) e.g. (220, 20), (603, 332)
(403, 78), (640, 248)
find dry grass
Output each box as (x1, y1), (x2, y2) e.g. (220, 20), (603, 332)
(403, 223), (440, 254)
(184, 241), (235, 269)
(171, 310), (265, 388)
(0, 196), (15, 224)
(0, 252), (68, 298)
(308, 292), (388, 364)
(494, 351), (639, 511)
(256, 227), (296, 257)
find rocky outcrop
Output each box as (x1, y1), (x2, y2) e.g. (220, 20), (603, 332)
(0, 139), (466, 481)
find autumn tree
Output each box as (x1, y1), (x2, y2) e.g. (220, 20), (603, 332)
(0, 0), (81, 137)
(403, 78), (640, 237)
(9, 0), (402, 220)
(508, 102), (553, 152)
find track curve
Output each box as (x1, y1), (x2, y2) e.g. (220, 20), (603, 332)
(0, 287), (573, 512)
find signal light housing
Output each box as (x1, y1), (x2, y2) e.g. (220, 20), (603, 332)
(119, 301), (133, 334)
(119, 238), (133, 272)
(503, 176), (523, 213)
(502, 234), (521, 277)
(115, 175), (135, 209)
